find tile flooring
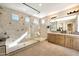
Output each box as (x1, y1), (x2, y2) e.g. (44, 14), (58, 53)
(9, 40), (79, 56)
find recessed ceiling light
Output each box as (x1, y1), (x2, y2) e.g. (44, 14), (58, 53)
(39, 3), (42, 7)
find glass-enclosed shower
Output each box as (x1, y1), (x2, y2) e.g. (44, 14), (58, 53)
(5, 15), (44, 54)
(0, 6), (47, 54)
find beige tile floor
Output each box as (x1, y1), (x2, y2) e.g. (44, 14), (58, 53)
(9, 40), (79, 56)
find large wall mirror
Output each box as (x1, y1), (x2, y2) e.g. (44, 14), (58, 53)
(48, 15), (77, 33)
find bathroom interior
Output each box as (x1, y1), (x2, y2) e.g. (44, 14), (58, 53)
(0, 3), (79, 56)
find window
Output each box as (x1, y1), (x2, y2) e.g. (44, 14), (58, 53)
(12, 14), (19, 22)
(25, 16), (30, 23)
(33, 19), (39, 25)
(41, 19), (45, 24)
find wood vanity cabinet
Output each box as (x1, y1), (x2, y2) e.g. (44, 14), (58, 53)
(72, 36), (79, 51)
(65, 35), (79, 51)
(55, 34), (65, 46)
(47, 33), (65, 46)
(47, 33), (56, 43)
(65, 35), (73, 48)
(47, 33), (79, 51)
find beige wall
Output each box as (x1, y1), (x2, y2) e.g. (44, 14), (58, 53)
(0, 6), (40, 42)
(41, 5), (79, 37)
(0, 6), (42, 53)
(43, 5), (79, 20)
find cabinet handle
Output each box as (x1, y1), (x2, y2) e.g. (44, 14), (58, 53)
(71, 39), (73, 48)
(70, 39), (73, 48)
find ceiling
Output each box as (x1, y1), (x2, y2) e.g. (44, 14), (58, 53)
(0, 3), (78, 18)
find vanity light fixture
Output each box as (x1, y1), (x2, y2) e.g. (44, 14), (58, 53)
(67, 9), (79, 15)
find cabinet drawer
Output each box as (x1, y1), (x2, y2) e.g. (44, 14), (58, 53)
(0, 46), (6, 56)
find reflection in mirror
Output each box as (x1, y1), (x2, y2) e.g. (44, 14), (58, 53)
(49, 15), (77, 33)
(67, 23), (73, 33)
(50, 22), (57, 32)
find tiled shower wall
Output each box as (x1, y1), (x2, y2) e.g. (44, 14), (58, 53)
(0, 6), (47, 53)
(0, 7), (31, 41)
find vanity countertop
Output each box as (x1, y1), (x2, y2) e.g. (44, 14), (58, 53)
(48, 31), (79, 37)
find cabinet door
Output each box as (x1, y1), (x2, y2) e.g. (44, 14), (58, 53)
(47, 33), (56, 43)
(0, 46), (6, 56)
(65, 35), (73, 48)
(72, 36), (79, 51)
(56, 35), (65, 46)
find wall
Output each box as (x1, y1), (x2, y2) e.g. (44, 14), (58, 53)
(43, 5), (79, 20)
(0, 6), (40, 53)
(42, 5), (79, 35)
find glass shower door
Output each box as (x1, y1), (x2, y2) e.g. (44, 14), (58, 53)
(31, 18), (41, 40)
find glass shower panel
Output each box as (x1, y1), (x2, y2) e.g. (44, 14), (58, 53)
(40, 19), (47, 38)
(31, 18), (40, 39)
(18, 16), (31, 44)
(24, 16), (31, 40)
